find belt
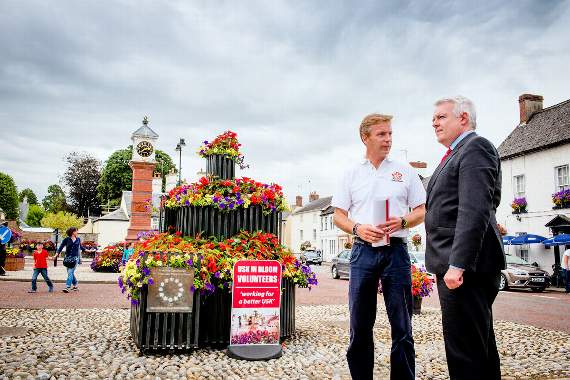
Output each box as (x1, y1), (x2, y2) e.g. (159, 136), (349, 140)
(354, 237), (407, 246)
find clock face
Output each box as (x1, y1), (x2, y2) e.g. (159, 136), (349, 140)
(136, 141), (154, 158)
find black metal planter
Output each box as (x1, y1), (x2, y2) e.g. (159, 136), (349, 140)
(162, 206), (281, 240)
(130, 285), (200, 353)
(130, 279), (296, 350)
(206, 154), (235, 180)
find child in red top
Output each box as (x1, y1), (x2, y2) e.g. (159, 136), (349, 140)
(28, 242), (54, 293)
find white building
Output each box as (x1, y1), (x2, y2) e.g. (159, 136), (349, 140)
(319, 205), (352, 261)
(496, 94), (570, 274)
(288, 193), (331, 253)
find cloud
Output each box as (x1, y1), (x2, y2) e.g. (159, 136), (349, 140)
(0, 0), (569, 205)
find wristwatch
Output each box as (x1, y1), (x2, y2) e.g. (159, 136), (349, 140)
(352, 223), (361, 236)
(401, 217), (409, 229)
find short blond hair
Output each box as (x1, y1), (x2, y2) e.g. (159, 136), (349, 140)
(359, 113), (393, 138)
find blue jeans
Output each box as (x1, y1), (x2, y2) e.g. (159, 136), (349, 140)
(565, 269), (570, 292)
(66, 261), (78, 288)
(32, 268), (53, 291)
(347, 242), (415, 380)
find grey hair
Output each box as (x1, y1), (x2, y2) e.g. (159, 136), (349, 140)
(435, 96), (477, 129)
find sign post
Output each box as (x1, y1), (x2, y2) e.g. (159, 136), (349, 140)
(227, 260), (282, 360)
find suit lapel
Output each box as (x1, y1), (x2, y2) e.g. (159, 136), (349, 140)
(427, 133), (477, 197)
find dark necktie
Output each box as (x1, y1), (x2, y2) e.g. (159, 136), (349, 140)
(440, 148), (452, 164)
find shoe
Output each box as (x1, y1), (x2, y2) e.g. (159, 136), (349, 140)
(72, 286), (78, 291)
(28, 289), (37, 293)
(48, 288), (54, 293)
(62, 288), (70, 293)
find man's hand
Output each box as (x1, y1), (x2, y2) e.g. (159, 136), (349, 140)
(444, 267), (464, 289)
(356, 224), (385, 243)
(378, 217), (403, 235)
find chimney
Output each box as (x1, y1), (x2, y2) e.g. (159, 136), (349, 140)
(152, 173), (162, 194)
(519, 94), (543, 124)
(309, 191), (319, 202)
(295, 195), (303, 207)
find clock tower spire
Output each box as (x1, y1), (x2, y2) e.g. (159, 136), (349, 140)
(126, 116), (159, 242)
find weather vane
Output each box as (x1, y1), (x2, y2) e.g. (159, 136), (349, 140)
(143, 115), (149, 125)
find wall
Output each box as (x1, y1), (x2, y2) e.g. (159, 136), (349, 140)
(289, 210), (321, 253)
(497, 144), (570, 274)
(93, 220), (130, 248)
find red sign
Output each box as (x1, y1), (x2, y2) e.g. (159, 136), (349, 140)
(232, 260), (281, 309)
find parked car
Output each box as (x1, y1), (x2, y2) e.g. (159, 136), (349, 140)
(331, 249), (351, 279)
(500, 254), (550, 292)
(301, 249), (323, 265)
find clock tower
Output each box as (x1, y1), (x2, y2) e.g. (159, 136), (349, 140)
(126, 116), (159, 242)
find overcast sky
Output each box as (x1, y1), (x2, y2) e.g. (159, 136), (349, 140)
(1, 1), (569, 206)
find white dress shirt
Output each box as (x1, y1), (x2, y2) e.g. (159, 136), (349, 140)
(332, 156), (426, 238)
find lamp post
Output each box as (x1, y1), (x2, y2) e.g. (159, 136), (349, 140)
(175, 138), (186, 186)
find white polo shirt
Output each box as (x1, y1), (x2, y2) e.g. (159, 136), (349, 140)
(331, 157), (426, 238)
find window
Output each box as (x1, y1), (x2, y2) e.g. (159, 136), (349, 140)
(519, 248), (529, 262)
(313, 229), (317, 240)
(330, 216), (334, 230)
(513, 175), (525, 197)
(300, 230), (303, 241)
(320, 218), (323, 231)
(555, 165), (569, 191)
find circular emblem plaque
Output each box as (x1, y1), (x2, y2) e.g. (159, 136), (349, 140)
(158, 277), (184, 303)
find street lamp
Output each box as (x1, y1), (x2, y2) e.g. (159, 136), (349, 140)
(175, 138), (186, 185)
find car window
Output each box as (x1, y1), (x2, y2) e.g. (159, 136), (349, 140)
(506, 254), (529, 265)
(340, 250), (350, 259)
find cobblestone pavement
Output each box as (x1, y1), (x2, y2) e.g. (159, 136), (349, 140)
(1, 305), (569, 380)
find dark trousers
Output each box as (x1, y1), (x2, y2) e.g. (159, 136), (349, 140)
(565, 269), (570, 293)
(0, 244), (6, 275)
(32, 268), (53, 290)
(347, 242), (415, 380)
(436, 272), (501, 380)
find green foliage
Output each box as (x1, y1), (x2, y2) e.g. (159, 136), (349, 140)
(97, 146), (176, 205)
(26, 204), (46, 226)
(42, 184), (68, 213)
(0, 172), (19, 219)
(62, 152), (101, 217)
(19, 188), (39, 205)
(41, 211), (84, 232)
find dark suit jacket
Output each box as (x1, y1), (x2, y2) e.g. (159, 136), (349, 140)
(425, 132), (506, 274)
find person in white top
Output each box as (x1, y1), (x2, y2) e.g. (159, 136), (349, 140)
(332, 113), (426, 380)
(563, 247), (570, 293)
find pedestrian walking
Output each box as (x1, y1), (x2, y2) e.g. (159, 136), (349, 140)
(122, 242), (134, 265)
(563, 247), (570, 293)
(425, 96), (506, 380)
(54, 227), (86, 293)
(332, 113), (426, 379)
(0, 220), (8, 276)
(28, 242), (54, 293)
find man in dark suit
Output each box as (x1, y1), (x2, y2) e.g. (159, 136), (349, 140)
(425, 96), (506, 380)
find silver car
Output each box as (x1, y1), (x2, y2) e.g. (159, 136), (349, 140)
(499, 254), (550, 292)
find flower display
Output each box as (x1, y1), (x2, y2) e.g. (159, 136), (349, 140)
(552, 189), (570, 209)
(411, 234), (422, 250)
(91, 243), (124, 273)
(511, 197), (527, 213)
(9, 229), (22, 244)
(411, 265), (433, 298)
(119, 231), (318, 305)
(165, 176), (288, 215)
(82, 241), (98, 251)
(231, 329), (279, 345)
(6, 247), (24, 257)
(198, 131), (248, 169)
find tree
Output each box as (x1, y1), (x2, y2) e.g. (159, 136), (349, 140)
(41, 211), (84, 232)
(97, 146), (176, 206)
(19, 188), (39, 205)
(26, 204), (46, 227)
(0, 172), (19, 219)
(62, 152), (101, 217)
(42, 184), (68, 213)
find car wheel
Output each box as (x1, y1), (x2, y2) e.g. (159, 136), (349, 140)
(331, 265), (339, 279)
(531, 287), (546, 293)
(499, 273), (508, 291)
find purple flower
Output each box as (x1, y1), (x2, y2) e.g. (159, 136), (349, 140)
(190, 285), (196, 292)
(148, 278), (154, 285)
(186, 259), (194, 266)
(142, 267), (150, 276)
(131, 299), (139, 306)
(214, 271), (221, 278)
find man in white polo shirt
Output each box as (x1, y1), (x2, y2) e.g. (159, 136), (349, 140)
(333, 113), (426, 380)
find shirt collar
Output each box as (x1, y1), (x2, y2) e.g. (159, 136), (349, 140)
(450, 130), (475, 150)
(360, 156), (392, 165)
